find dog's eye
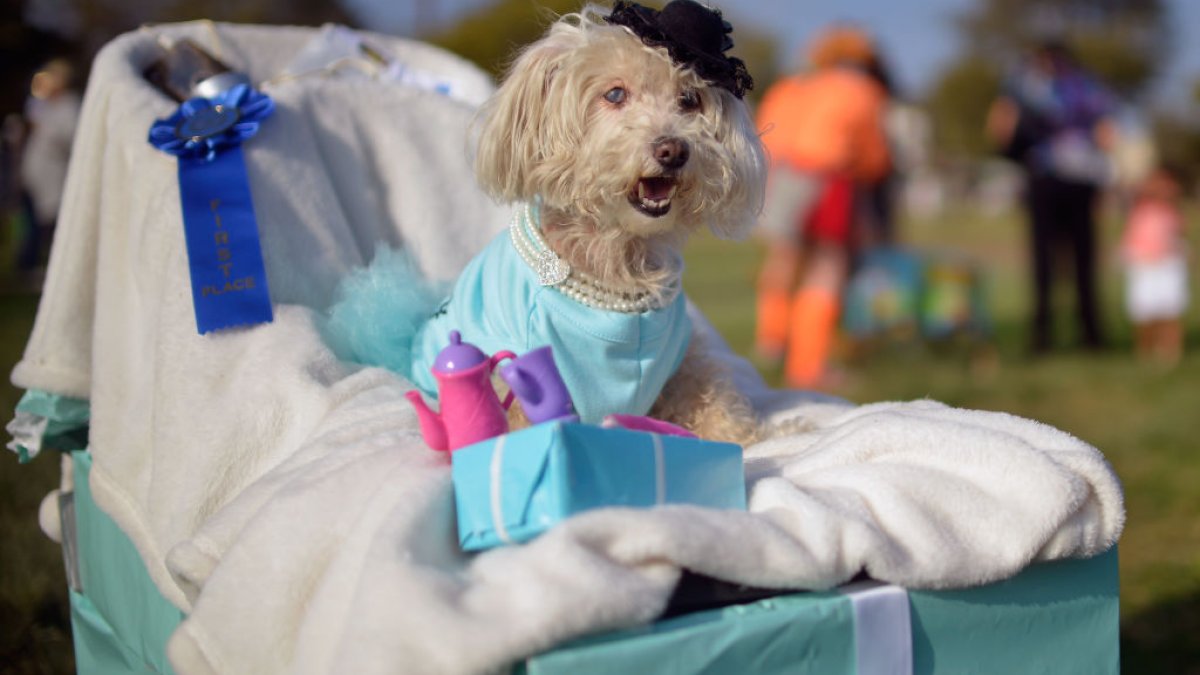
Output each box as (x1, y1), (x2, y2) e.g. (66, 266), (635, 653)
(603, 87), (627, 105)
(679, 88), (702, 112)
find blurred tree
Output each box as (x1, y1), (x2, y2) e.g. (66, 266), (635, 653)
(24, 0), (355, 84)
(728, 28), (778, 105)
(925, 0), (1172, 161)
(426, 0), (777, 103)
(1070, 31), (1158, 100)
(952, 0), (1170, 99)
(1151, 113), (1200, 187)
(924, 55), (1001, 158)
(1, 0), (73, 116)
(426, 0), (579, 78)
(1150, 75), (1200, 192)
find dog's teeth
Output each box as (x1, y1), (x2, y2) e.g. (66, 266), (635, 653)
(632, 178), (676, 215)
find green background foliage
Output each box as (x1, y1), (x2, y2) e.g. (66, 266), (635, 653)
(427, 0), (779, 103)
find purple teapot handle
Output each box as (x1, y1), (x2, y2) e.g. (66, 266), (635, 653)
(489, 351), (518, 410)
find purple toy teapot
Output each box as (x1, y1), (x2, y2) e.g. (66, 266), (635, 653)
(405, 331), (516, 452)
(498, 345), (578, 424)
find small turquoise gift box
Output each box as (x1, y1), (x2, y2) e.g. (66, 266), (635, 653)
(451, 422), (746, 552)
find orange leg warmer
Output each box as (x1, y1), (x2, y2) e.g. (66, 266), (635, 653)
(784, 287), (840, 388)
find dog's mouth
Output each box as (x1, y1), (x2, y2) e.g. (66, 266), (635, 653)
(628, 176), (677, 217)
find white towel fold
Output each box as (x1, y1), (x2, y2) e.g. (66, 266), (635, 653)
(167, 350), (1123, 675)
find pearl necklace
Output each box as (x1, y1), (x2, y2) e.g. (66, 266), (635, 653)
(509, 202), (678, 314)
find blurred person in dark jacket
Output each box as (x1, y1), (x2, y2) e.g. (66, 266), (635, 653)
(987, 41), (1117, 353)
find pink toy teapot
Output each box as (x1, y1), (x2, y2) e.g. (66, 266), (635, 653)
(405, 330), (516, 452)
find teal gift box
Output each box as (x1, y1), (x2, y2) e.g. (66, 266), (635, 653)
(58, 449), (1117, 675)
(519, 549), (1120, 674)
(451, 422), (746, 552)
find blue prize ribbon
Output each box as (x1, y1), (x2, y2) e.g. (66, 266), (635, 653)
(149, 85), (275, 333)
(177, 147), (272, 332)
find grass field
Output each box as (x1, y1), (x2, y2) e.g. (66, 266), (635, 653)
(0, 203), (1198, 672)
(685, 203), (1200, 674)
(0, 292), (74, 672)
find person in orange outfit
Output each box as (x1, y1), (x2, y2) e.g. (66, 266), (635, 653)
(754, 26), (890, 388)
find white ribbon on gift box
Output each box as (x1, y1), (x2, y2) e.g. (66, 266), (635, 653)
(651, 433), (666, 505)
(489, 434), (514, 544)
(838, 580), (913, 675)
(487, 432), (669, 545)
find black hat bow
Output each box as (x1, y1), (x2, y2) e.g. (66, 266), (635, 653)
(605, 0), (753, 99)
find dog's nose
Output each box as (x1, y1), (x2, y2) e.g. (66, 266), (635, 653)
(652, 137), (690, 169)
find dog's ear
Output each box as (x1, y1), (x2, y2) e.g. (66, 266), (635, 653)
(475, 35), (576, 203)
(706, 89), (767, 240)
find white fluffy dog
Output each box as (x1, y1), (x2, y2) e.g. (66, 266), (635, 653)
(470, 1), (767, 443)
(331, 1), (768, 445)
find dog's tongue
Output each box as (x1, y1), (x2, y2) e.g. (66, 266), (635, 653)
(639, 177), (674, 201)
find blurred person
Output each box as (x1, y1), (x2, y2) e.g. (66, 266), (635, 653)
(754, 25), (890, 388)
(20, 58), (81, 275)
(859, 48), (899, 248)
(3, 114), (40, 278)
(986, 40), (1117, 354)
(1119, 164), (1188, 367)
(1, 114), (25, 215)
(0, 114), (22, 204)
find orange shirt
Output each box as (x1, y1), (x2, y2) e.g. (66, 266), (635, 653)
(756, 68), (890, 183)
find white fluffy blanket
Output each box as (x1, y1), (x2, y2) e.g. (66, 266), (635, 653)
(13, 23), (1124, 675)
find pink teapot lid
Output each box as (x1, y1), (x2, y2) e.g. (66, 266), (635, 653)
(432, 330), (488, 372)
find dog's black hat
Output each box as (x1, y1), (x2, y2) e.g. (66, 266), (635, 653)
(605, 0), (753, 99)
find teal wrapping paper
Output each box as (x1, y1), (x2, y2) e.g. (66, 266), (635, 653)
(70, 451), (183, 674)
(451, 422), (746, 551)
(520, 549), (1119, 675)
(60, 450), (1117, 674)
(7, 389), (90, 462)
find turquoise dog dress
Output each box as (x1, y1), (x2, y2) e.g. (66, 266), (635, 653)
(328, 204), (692, 424)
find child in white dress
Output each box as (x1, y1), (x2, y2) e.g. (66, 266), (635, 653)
(1120, 165), (1189, 366)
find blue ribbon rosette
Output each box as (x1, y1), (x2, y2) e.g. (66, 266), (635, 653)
(149, 84), (275, 334)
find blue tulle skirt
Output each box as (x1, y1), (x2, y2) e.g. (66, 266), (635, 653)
(323, 247), (448, 379)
